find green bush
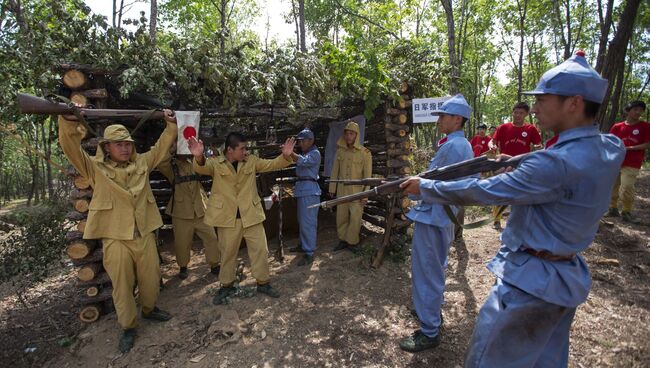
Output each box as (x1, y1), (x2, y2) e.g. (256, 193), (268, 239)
(0, 199), (70, 285)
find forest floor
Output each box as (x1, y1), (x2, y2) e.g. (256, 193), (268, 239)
(1, 172), (649, 368)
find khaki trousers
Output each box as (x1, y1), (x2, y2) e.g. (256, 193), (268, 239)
(336, 201), (363, 245)
(610, 167), (640, 213)
(172, 216), (220, 268)
(217, 220), (270, 286)
(102, 232), (160, 330)
(492, 206), (503, 223)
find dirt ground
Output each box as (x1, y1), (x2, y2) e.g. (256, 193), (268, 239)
(1, 172), (650, 368)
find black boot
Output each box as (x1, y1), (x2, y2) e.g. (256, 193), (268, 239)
(119, 329), (136, 353)
(213, 285), (237, 305)
(210, 265), (221, 275)
(142, 307), (172, 322)
(333, 241), (349, 252)
(289, 244), (305, 253)
(399, 330), (441, 352)
(178, 267), (188, 279)
(257, 283), (281, 298)
(297, 254), (314, 266)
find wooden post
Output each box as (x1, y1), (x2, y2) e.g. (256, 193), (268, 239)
(371, 196), (397, 268)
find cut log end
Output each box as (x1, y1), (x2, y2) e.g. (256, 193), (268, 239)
(74, 199), (90, 213)
(70, 92), (88, 107)
(67, 240), (96, 260)
(63, 69), (88, 89)
(393, 114), (408, 125)
(86, 286), (99, 297)
(77, 263), (102, 282)
(79, 305), (100, 323)
(399, 81), (409, 93)
(76, 220), (87, 233)
(73, 176), (90, 190)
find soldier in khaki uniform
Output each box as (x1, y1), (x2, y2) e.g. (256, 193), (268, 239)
(328, 121), (372, 252)
(158, 149), (221, 279)
(58, 111), (177, 353)
(188, 132), (295, 304)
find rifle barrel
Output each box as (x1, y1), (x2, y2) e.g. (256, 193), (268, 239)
(310, 154), (530, 209)
(17, 93), (164, 120)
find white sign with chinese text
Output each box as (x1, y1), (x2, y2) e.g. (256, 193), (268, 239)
(412, 96), (452, 124)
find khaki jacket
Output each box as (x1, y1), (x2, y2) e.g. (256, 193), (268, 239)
(193, 154), (292, 228)
(328, 122), (372, 196)
(157, 155), (208, 220)
(58, 117), (177, 240)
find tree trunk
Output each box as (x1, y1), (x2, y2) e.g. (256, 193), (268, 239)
(220, 0), (227, 55)
(440, 0), (458, 94)
(605, 56), (627, 129)
(46, 117), (55, 198)
(299, 0), (306, 52)
(516, 0), (528, 100)
(149, 0), (157, 43)
(597, 0), (642, 131)
(595, 0), (614, 73)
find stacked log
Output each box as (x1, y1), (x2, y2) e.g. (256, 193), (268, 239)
(61, 66), (114, 323)
(368, 82), (414, 268)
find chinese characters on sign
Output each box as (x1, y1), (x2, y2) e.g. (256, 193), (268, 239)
(412, 97), (452, 124)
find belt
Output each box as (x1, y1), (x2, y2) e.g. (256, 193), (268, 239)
(524, 248), (575, 262)
(174, 174), (202, 184)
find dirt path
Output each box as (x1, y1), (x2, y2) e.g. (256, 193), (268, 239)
(2, 172), (650, 367)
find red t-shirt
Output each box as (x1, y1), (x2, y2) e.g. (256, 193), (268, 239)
(492, 123), (542, 156)
(609, 121), (650, 168)
(470, 135), (491, 157)
(545, 135), (559, 149)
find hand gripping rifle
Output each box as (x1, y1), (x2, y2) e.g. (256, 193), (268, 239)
(310, 154), (530, 209)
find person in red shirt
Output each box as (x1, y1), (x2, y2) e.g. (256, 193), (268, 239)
(607, 100), (650, 224)
(545, 134), (559, 149)
(488, 126), (496, 139)
(488, 102), (543, 229)
(489, 102), (543, 155)
(470, 124), (491, 157)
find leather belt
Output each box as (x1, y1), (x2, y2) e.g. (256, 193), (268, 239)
(524, 248), (575, 262)
(175, 174), (202, 184)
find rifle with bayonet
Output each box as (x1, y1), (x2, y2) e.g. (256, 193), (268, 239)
(311, 154), (530, 209)
(17, 93), (165, 121)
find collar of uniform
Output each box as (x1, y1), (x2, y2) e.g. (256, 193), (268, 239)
(446, 130), (465, 140)
(106, 158), (133, 168)
(554, 124), (600, 146)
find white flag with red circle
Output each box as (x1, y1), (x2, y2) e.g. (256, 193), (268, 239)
(175, 111), (200, 155)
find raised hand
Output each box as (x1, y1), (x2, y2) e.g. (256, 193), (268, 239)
(187, 136), (204, 158)
(281, 137), (296, 158)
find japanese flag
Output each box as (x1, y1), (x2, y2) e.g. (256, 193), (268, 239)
(175, 111), (200, 155)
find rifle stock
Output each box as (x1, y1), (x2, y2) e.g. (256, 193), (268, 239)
(310, 154), (530, 209)
(17, 93), (164, 120)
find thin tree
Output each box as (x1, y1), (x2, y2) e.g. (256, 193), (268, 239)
(150, 0), (157, 43)
(440, 0), (458, 94)
(597, 0), (642, 131)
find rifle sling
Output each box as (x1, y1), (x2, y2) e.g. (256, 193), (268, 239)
(443, 205), (508, 230)
(48, 94), (99, 137)
(130, 109), (159, 136)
